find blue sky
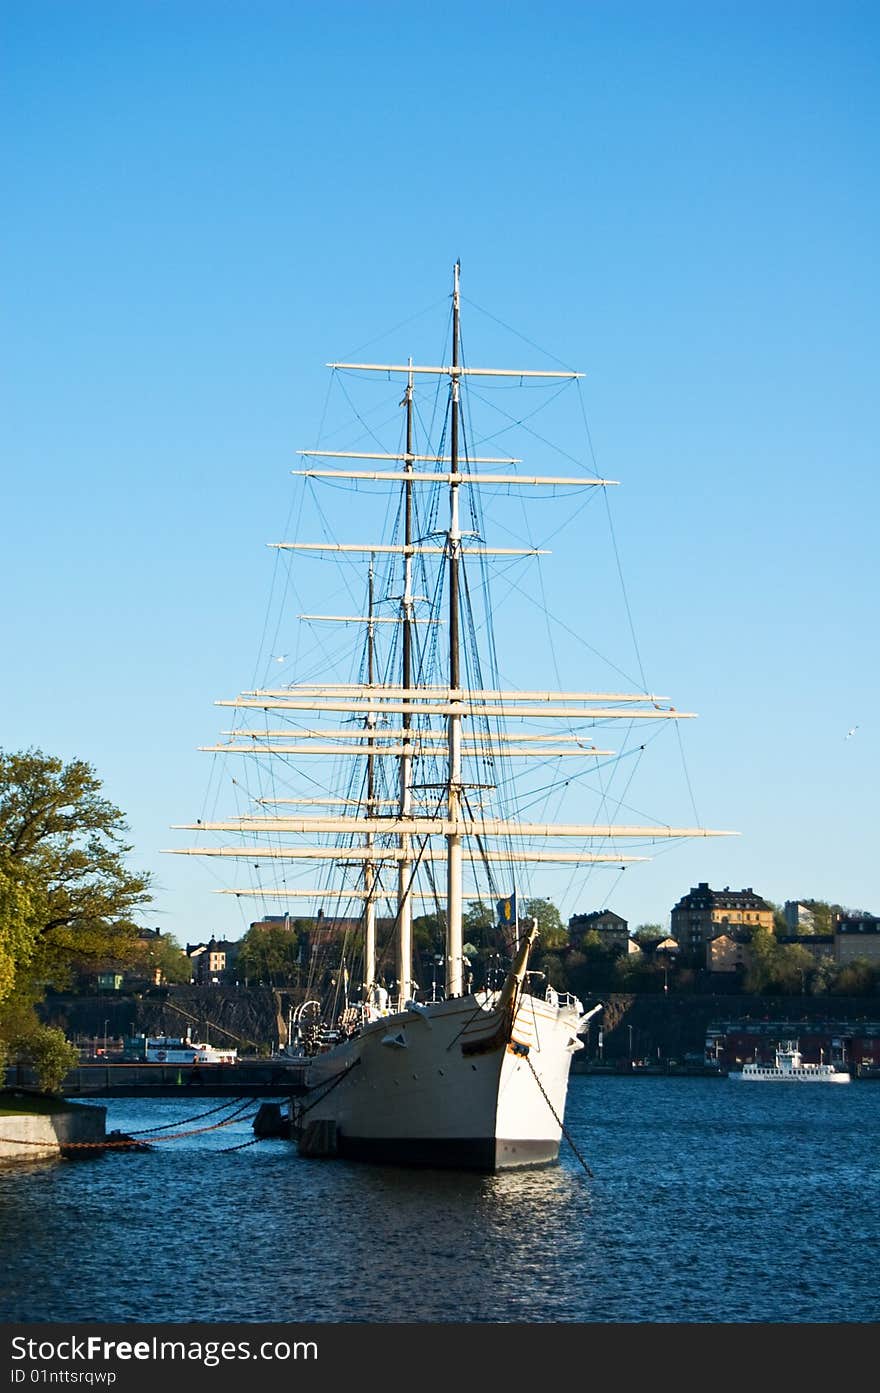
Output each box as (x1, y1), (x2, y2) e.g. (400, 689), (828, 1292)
(3, 1), (878, 942)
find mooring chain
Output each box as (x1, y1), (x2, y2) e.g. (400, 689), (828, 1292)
(0, 1094), (286, 1150)
(294, 1058), (361, 1120)
(525, 1055), (594, 1178)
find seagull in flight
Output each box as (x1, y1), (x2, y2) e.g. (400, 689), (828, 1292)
(273, 654), (287, 664)
(845, 726), (859, 739)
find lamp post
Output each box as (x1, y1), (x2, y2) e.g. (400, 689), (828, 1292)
(103, 1019), (109, 1055)
(628, 1024), (633, 1061)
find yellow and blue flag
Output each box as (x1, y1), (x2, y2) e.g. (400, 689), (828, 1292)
(496, 892), (518, 927)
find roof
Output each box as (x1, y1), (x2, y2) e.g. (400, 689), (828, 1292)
(569, 910), (628, 929)
(186, 937), (240, 955)
(708, 929), (751, 946)
(838, 916), (880, 936)
(672, 882), (772, 913)
(778, 935), (835, 947)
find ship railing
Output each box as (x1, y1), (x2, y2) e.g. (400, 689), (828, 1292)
(546, 988), (583, 1011)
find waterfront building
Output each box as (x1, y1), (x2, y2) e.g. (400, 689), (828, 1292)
(706, 930), (751, 973)
(835, 914), (880, 965)
(777, 934), (835, 962)
(705, 1017), (880, 1071)
(96, 971), (124, 991)
(671, 883), (773, 956)
(784, 901), (817, 932)
(643, 935), (680, 958)
(568, 909), (630, 952)
(186, 936), (241, 985)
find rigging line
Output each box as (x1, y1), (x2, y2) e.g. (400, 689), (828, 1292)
(336, 294), (449, 362)
(443, 990), (502, 1054)
(530, 486), (603, 550)
(596, 862), (628, 912)
(238, 748), (359, 809)
(532, 543), (574, 838)
(197, 751), (225, 834)
(465, 380), (592, 472)
(674, 716), (702, 828)
(505, 745), (649, 816)
(461, 786), (502, 906)
(575, 379), (648, 692)
(489, 565), (647, 691)
(294, 1058), (362, 1113)
(525, 1055), (593, 1177)
(460, 294), (581, 375)
(254, 454), (309, 693)
(562, 736), (646, 906)
(312, 390), (413, 447)
(590, 715), (635, 832)
(314, 351), (337, 446)
(430, 298), (455, 436)
(460, 555), (524, 877)
(306, 480), (372, 617)
(334, 373), (409, 453)
(276, 475), (313, 685)
(466, 375), (574, 434)
(600, 484), (648, 694)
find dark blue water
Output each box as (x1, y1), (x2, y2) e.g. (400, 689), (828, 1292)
(2, 1077), (878, 1323)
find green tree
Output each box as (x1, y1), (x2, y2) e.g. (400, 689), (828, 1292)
(1, 750), (152, 1067)
(463, 900), (494, 940)
(137, 931), (192, 985)
(412, 910), (446, 953)
(744, 925), (778, 993)
(633, 923), (664, 946)
(796, 900), (846, 935)
(745, 925), (816, 994)
(540, 952), (569, 991)
(524, 898), (567, 948)
(614, 954), (666, 991)
(832, 959), (878, 996)
(9, 1022), (78, 1094)
(808, 958), (837, 995)
(0, 749), (152, 990)
(237, 922), (301, 985)
(0, 866), (41, 1007)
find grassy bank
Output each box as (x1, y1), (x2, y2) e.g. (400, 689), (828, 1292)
(0, 1091), (71, 1116)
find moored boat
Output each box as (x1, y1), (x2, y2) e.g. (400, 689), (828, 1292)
(126, 1032), (238, 1065)
(169, 265), (732, 1169)
(729, 1040), (850, 1083)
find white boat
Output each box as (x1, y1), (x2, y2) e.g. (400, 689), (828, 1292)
(133, 1033), (238, 1065)
(168, 265), (731, 1170)
(729, 1040), (850, 1083)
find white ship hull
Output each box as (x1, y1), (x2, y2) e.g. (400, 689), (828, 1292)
(729, 1067), (850, 1083)
(294, 989), (584, 1170)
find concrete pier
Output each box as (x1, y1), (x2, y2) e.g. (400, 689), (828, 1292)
(0, 1100), (106, 1165)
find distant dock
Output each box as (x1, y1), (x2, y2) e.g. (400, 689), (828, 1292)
(5, 1059), (309, 1098)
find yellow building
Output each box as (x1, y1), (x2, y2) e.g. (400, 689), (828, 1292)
(706, 931), (752, 973)
(671, 883), (774, 957)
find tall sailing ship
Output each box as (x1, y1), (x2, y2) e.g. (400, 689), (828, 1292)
(169, 265), (732, 1169)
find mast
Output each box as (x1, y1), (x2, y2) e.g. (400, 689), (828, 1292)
(396, 360), (415, 1007)
(446, 261), (464, 997)
(168, 274), (737, 969)
(363, 559), (377, 998)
